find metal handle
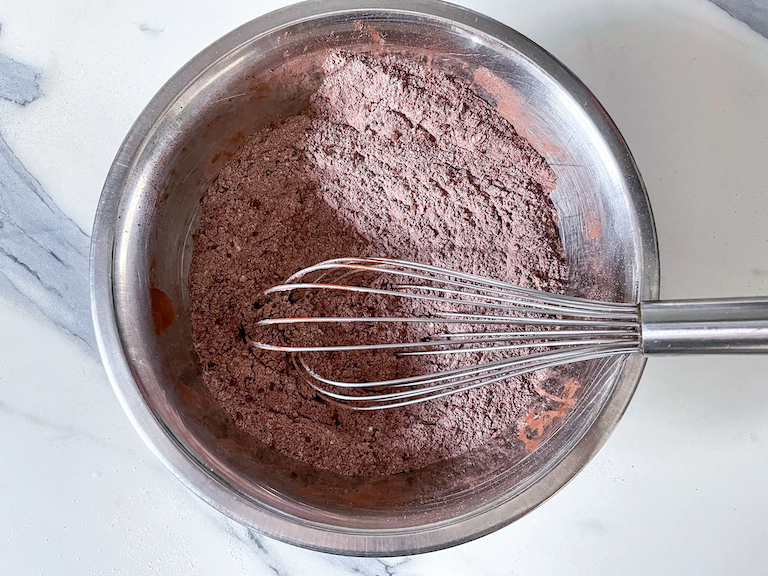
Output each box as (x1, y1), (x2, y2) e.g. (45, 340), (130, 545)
(640, 298), (768, 354)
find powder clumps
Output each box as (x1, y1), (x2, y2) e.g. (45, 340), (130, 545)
(188, 51), (568, 476)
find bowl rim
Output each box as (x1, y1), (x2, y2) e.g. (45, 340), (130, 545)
(90, 0), (660, 556)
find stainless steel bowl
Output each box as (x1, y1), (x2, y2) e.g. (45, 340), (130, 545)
(91, 0), (659, 555)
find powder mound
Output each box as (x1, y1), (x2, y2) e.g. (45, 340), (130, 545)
(188, 51), (567, 476)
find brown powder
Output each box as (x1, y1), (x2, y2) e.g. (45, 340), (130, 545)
(188, 51), (567, 476)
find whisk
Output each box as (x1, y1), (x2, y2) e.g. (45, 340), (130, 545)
(254, 257), (768, 409)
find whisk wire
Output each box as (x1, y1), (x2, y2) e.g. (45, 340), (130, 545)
(274, 257), (638, 314)
(295, 345), (635, 410)
(255, 257), (641, 409)
(286, 257), (637, 310)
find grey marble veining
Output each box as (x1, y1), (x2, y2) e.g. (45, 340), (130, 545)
(0, 42), (41, 104)
(0, 2), (767, 573)
(711, 0), (768, 38)
(221, 519), (412, 575)
(139, 23), (164, 37)
(0, 31), (407, 571)
(0, 46), (94, 350)
(0, 31), (408, 570)
(0, 396), (135, 457)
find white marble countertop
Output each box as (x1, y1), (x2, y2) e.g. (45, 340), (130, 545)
(2, 0), (768, 573)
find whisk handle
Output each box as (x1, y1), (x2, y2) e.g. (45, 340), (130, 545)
(640, 298), (768, 354)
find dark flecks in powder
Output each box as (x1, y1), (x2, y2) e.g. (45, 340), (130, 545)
(188, 51), (567, 476)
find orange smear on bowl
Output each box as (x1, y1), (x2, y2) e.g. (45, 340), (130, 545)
(518, 378), (580, 453)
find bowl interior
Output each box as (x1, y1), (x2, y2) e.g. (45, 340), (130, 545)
(103, 3), (657, 554)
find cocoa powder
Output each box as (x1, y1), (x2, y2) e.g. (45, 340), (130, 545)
(188, 51), (567, 476)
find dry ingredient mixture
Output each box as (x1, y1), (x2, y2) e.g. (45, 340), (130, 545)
(189, 51), (568, 476)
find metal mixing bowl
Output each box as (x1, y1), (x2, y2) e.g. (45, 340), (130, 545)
(91, 0), (659, 555)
